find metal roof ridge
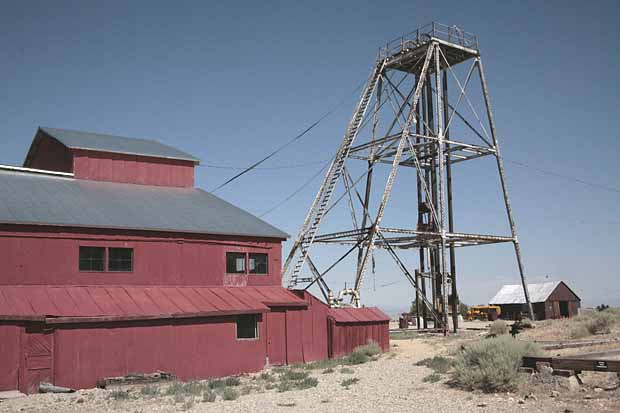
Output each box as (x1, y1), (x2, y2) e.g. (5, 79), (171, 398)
(0, 164), (74, 178)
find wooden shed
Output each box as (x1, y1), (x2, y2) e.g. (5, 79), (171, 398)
(0, 127), (390, 393)
(489, 281), (581, 320)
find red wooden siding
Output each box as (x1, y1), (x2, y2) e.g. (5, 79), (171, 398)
(0, 225), (282, 287)
(266, 310), (287, 365)
(327, 307), (390, 358)
(0, 325), (21, 391)
(53, 317), (265, 390)
(20, 330), (54, 394)
(72, 149), (195, 187)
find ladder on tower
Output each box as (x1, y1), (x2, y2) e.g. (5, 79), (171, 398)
(284, 61), (385, 289)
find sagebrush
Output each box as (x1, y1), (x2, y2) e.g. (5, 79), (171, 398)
(489, 320), (508, 336)
(415, 355), (453, 374)
(452, 335), (540, 392)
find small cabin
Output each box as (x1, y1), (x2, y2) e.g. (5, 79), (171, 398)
(489, 281), (581, 320)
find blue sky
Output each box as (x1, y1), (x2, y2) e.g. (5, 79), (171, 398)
(1, 1), (619, 311)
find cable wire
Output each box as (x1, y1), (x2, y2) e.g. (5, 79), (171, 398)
(210, 80), (367, 192)
(259, 158), (333, 218)
(199, 159), (329, 170)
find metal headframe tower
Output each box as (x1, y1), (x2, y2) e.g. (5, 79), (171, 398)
(283, 23), (535, 334)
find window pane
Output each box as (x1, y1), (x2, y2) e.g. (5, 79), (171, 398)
(79, 247), (105, 272)
(249, 253), (268, 274)
(108, 248), (133, 272)
(236, 315), (258, 339)
(226, 252), (246, 274)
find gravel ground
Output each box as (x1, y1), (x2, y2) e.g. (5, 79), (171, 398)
(1, 336), (619, 412)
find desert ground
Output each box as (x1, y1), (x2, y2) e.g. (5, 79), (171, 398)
(1, 317), (620, 413)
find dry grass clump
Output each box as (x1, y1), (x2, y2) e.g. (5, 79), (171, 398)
(422, 372), (442, 383)
(139, 384), (160, 397)
(489, 320), (508, 336)
(202, 389), (216, 402)
(452, 335), (540, 392)
(570, 310), (620, 338)
(415, 355), (453, 374)
(221, 386), (239, 401)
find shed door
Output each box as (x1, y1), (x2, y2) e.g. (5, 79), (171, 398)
(266, 310), (287, 365)
(21, 330), (54, 394)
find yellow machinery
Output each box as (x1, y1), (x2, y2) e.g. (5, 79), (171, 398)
(466, 305), (501, 321)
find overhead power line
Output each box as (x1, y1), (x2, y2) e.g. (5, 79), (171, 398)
(259, 158), (333, 218)
(210, 79), (367, 193)
(199, 159), (329, 171)
(505, 159), (620, 194)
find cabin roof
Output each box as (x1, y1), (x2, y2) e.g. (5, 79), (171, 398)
(489, 281), (580, 304)
(0, 168), (288, 239)
(35, 127), (200, 163)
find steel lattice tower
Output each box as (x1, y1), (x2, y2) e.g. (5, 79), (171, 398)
(283, 23), (534, 333)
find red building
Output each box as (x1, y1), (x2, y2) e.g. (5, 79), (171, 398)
(0, 127), (389, 394)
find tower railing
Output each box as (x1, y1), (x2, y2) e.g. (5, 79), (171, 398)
(379, 22), (478, 60)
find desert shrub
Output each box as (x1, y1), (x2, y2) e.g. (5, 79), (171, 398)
(108, 389), (130, 400)
(297, 377), (319, 390)
(597, 304), (610, 312)
(346, 351), (370, 365)
(585, 312), (613, 335)
(422, 372), (441, 383)
(277, 381), (293, 392)
(452, 335), (540, 392)
(341, 377), (360, 387)
(489, 320), (508, 336)
(415, 356), (453, 374)
(280, 370), (309, 381)
(139, 384), (160, 396)
(300, 358), (341, 370)
(570, 311), (616, 338)
(208, 379), (225, 389)
(259, 372), (276, 382)
(340, 367), (354, 374)
(165, 381), (184, 395)
(167, 380), (206, 397)
(202, 390), (217, 402)
(322, 368), (335, 374)
(221, 387), (239, 401)
(223, 377), (241, 387)
(184, 381), (207, 395)
(353, 342), (381, 357)
(569, 323), (590, 339)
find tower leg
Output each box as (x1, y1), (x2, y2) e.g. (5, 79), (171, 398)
(476, 58), (535, 320)
(434, 44), (450, 335)
(442, 70), (459, 333)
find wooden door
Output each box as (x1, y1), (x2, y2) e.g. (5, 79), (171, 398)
(21, 330), (54, 394)
(266, 310), (287, 365)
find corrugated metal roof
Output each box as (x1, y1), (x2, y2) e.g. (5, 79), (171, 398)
(489, 282), (560, 304)
(39, 127), (200, 163)
(0, 169), (288, 239)
(0, 286), (306, 322)
(327, 307), (390, 323)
